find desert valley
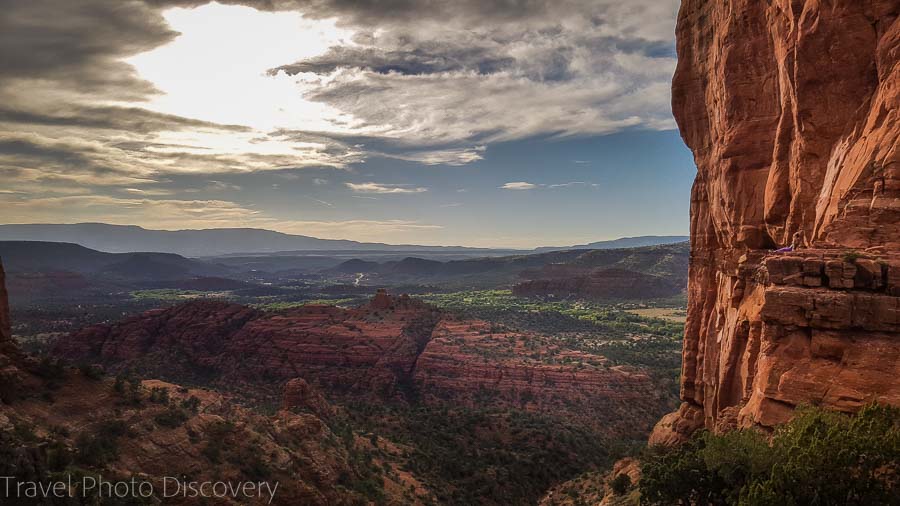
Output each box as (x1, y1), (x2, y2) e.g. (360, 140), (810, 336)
(1, 0), (899, 504)
(0, 231), (689, 504)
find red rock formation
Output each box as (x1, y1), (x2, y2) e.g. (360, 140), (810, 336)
(0, 260), (28, 403)
(414, 319), (669, 437)
(281, 377), (334, 418)
(0, 260), (9, 343)
(55, 292), (442, 398)
(653, 0), (900, 443)
(0, 263), (379, 505)
(56, 293), (672, 437)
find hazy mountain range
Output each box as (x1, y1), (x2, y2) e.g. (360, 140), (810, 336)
(0, 223), (688, 258)
(533, 235), (689, 253)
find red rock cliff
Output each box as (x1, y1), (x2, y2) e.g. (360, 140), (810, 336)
(652, 0), (900, 444)
(0, 261), (9, 343)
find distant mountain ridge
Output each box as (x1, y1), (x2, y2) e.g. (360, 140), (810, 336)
(0, 224), (687, 258)
(0, 241), (227, 279)
(326, 242), (690, 294)
(0, 223), (508, 257)
(533, 235), (689, 253)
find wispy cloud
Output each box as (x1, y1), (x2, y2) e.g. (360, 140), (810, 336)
(122, 187), (175, 196)
(548, 181), (599, 188)
(346, 182), (428, 194)
(501, 181), (598, 190)
(500, 182), (539, 190)
(307, 197), (334, 207)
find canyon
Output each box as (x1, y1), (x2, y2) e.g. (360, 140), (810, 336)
(53, 290), (669, 438)
(650, 0), (900, 444)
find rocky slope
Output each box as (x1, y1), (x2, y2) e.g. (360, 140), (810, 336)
(414, 319), (666, 437)
(651, 0), (900, 444)
(54, 291), (669, 438)
(55, 290), (442, 399)
(0, 262), (405, 505)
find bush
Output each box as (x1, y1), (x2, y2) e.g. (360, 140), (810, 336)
(180, 396), (201, 414)
(610, 473), (632, 495)
(75, 420), (129, 466)
(640, 404), (900, 505)
(78, 364), (104, 380)
(148, 387), (170, 404)
(154, 407), (188, 428)
(35, 357), (66, 381)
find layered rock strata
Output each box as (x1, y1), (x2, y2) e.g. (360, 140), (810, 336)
(652, 0), (900, 444)
(56, 294), (668, 436)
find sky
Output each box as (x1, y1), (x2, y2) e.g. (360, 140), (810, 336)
(0, 0), (693, 249)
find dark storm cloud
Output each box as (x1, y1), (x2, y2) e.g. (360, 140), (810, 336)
(0, 0), (178, 99)
(0, 105), (251, 134)
(145, 0), (557, 25)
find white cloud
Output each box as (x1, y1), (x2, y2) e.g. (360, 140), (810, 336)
(547, 181), (599, 188)
(500, 182), (539, 190)
(346, 182), (428, 194)
(501, 181), (598, 190)
(379, 146), (486, 166)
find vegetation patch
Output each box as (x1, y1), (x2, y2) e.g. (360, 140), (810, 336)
(640, 404), (900, 505)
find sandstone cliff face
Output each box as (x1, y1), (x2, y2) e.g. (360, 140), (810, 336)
(653, 0), (900, 443)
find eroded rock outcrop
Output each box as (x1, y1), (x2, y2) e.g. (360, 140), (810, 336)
(55, 293), (673, 438)
(55, 293), (442, 398)
(653, 0), (900, 443)
(414, 319), (669, 437)
(281, 377), (334, 419)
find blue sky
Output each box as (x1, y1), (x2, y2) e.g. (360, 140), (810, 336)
(0, 0), (691, 248)
(153, 129), (694, 248)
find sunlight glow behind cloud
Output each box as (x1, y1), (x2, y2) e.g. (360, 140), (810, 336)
(128, 3), (353, 133)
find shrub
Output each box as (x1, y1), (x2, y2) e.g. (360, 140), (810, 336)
(610, 473), (632, 495)
(154, 407), (188, 428)
(640, 404), (900, 505)
(148, 387), (170, 404)
(78, 364), (104, 380)
(180, 396), (201, 414)
(35, 357), (66, 381)
(75, 420), (129, 466)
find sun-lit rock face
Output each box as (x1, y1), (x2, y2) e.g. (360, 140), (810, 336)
(653, 0), (900, 444)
